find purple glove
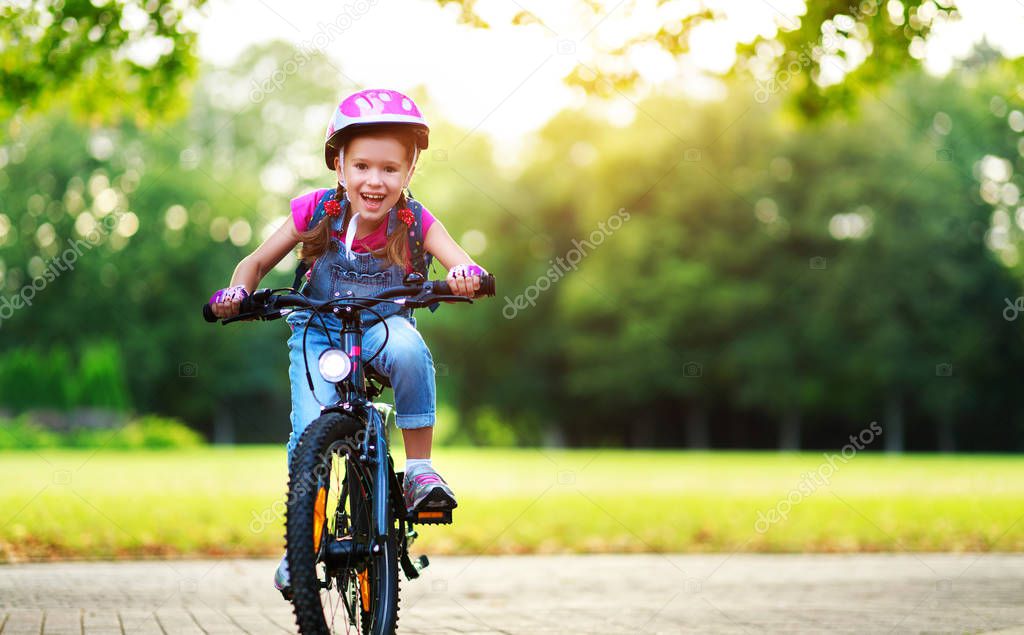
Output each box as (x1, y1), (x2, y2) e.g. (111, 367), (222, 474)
(448, 264), (486, 278)
(209, 285), (248, 304)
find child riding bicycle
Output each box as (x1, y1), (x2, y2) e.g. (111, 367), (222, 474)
(207, 88), (488, 596)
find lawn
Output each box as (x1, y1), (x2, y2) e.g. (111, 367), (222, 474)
(0, 447), (1021, 561)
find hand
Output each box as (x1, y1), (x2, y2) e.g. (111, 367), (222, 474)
(209, 285), (248, 319)
(446, 264), (486, 297)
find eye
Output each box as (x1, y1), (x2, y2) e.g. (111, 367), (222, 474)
(354, 162), (368, 170)
(385, 166), (398, 173)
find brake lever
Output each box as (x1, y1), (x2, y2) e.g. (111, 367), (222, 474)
(407, 294), (473, 308)
(221, 313), (257, 325)
(221, 297), (280, 324)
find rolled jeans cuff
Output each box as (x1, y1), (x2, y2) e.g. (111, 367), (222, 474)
(396, 412), (435, 429)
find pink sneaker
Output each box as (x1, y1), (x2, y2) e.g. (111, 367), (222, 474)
(403, 467), (457, 515)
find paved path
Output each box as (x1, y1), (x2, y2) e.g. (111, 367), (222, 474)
(1, 554), (1022, 634)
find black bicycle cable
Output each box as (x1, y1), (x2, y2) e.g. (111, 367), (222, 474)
(298, 297), (395, 407)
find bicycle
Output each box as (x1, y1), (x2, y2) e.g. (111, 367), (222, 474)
(203, 273), (495, 634)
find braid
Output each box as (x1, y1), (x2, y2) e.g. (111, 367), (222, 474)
(373, 191), (412, 267)
(297, 184), (345, 263)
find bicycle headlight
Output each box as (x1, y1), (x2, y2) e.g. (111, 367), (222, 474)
(318, 348), (352, 383)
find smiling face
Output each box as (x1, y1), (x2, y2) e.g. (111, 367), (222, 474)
(335, 133), (415, 228)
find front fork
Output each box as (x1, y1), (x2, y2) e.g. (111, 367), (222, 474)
(360, 403), (428, 580)
(327, 318), (390, 549)
(365, 407), (392, 547)
(319, 403), (396, 573)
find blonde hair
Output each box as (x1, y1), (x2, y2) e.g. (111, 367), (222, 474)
(298, 126), (418, 268)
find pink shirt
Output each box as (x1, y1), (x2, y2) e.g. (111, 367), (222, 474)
(290, 189), (436, 255)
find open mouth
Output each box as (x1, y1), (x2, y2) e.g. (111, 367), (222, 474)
(360, 192), (386, 211)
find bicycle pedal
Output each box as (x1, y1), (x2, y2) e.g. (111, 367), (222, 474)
(414, 554), (429, 572)
(409, 509), (453, 525)
(400, 552), (430, 580)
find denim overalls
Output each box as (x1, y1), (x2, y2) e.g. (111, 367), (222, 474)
(284, 196), (436, 465)
(301, 201), (412, 324)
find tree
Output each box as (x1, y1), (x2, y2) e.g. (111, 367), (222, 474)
(0, 0), (207, 126)
(438, 0), (959, 117)
(494, 59), (1024, 451)
(0, 40), (522, 443)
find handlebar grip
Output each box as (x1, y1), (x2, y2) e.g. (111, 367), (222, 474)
(202, 295), (260, 323)
(478, 273), (495, 297)
(432, 273), (495, 298)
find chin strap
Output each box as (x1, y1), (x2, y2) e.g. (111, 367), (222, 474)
(343, 211), (360, 260)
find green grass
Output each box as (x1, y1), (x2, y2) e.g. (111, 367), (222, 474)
(0, 447), (1021, 561)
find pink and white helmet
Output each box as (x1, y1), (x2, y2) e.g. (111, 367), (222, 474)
(324, 88), (430, 169)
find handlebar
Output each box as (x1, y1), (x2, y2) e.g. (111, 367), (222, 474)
(202, 274), (496, 324)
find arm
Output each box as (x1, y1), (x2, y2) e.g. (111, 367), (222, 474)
(423, 220), (475, 271)
(423, 221), (485, 297)
(211, 219), (301, 318)
(229, 218), (301, 290)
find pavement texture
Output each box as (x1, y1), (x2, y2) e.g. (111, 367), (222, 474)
(1, 553), (1023, 634)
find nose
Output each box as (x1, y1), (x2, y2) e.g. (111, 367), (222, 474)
(368, 169), (384, 186)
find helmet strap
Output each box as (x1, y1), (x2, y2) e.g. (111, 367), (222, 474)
(343, 211), (360, 260)
(401, 146), (418, 192)
(336, 149), (347, 188)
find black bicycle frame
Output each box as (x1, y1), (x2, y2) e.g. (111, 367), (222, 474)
(316, 309), (393, 560)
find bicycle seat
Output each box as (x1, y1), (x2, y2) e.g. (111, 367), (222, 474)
(365, 364), (392, 388)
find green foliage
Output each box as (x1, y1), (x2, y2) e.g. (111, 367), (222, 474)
(0, 414), (203, 449)
(65, 414), (204, 449)
(470, 407), (518, 447)
(0, 342), (131, 412)
(0, 415), (60, 449)
(482, 57), (1024, 448)
(1, 39), (1023, 450)
(0, 347), (72, 411)
(0, 41), (342, 437)
(436, 0), (958, 118)
(0, 0), (207, 127)
(750, 0), (958, 118)
(71, 341), (131, 410)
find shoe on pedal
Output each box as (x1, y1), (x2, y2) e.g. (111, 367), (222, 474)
(273, 554), (292, 600)
(403, 466), (457, 523)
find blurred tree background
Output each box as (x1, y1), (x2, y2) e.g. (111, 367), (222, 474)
(1, 1), (1023, 452)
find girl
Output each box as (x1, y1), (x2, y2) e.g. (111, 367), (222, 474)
(208, 89), (487, 595)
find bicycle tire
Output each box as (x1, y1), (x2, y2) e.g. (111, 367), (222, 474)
(286, 411), (400, 635)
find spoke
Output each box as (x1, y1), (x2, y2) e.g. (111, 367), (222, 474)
(323, 587), (334, 631)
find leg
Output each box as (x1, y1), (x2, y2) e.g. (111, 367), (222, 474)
(361, 315), (437, 436)
(361, 316), (457, 514)
(401, 427), (433, 459)
(286, 318), (341, 468)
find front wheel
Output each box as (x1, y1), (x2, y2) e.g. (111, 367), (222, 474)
(286, 411), (400, 634)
